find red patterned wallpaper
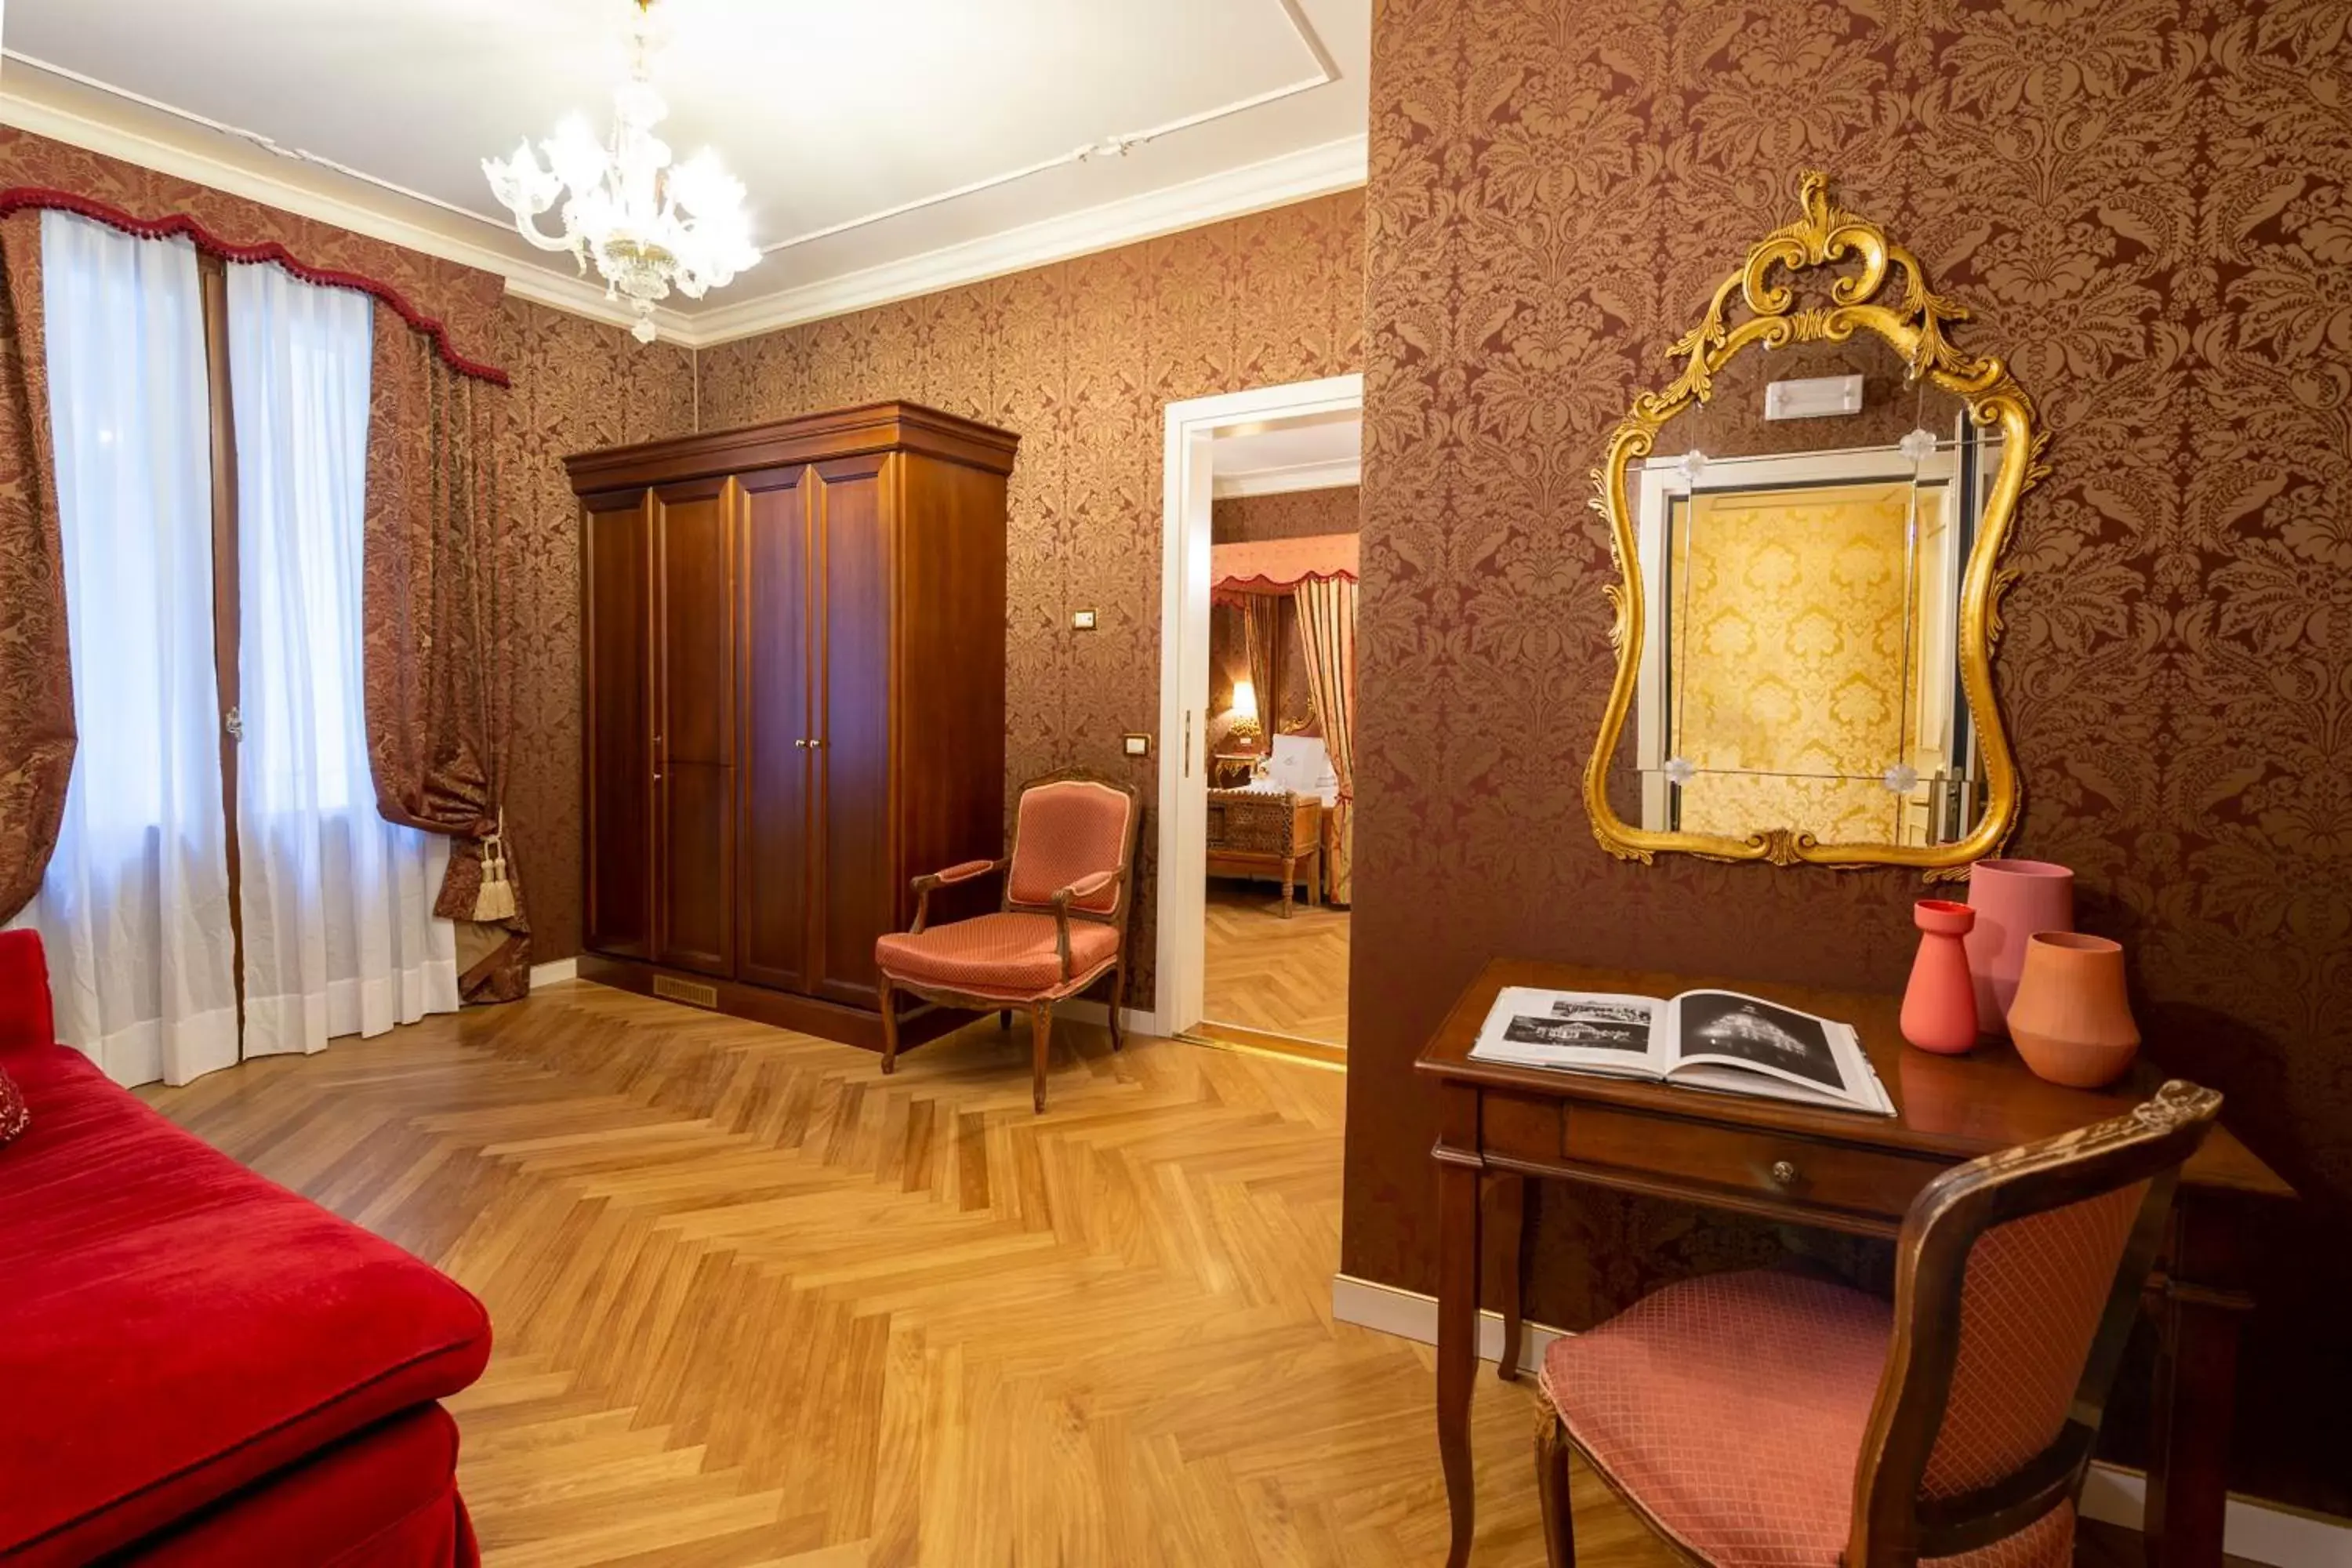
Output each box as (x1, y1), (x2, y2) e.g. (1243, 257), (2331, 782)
(1348, 0), (2351, 1508)
(696, 193), (1367, 1003)
(1212, 485), (1361, 543)
(497, 298), (698, 962)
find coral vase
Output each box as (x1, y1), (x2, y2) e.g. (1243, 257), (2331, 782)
(1963, 858), (2074, 1035)
(2007, 932), (2140, 1089)
(1900, 899), (1980, 1054)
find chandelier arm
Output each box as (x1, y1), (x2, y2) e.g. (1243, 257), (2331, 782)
(507, 209), (587, 256)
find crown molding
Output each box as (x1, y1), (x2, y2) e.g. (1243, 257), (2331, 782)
(680, 134), (1367, 349)
(0, 56), (1363, 351)
(1212, 455), (1361, 499)
(0, 63), (699, 340)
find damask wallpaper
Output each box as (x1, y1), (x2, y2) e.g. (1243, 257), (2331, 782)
(1348, 0), (2350, 1507)
(495, 299), (698, 964)
(696, 192), (1366, 1004)
(1212, 485), (1362, 543)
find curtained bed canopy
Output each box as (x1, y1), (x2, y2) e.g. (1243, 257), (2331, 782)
(1211, 532), (1359, 603)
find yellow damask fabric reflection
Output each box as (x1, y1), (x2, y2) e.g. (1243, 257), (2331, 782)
(1670, 481), (1915, 844)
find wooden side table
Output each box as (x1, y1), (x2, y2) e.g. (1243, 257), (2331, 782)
(1205, 789), (1321, 917)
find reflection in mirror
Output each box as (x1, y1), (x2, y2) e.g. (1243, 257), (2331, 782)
(1613, 333), (2000, 849)
(1582, 172), (2039, 873)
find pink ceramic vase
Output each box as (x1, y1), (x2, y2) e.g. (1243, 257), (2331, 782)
(1900, 899), (1979, 1054)
(2006, 932), (2140, 1089)
(1963, 858), (2074, 1035)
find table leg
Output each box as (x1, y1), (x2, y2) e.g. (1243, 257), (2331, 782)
(1438, 1154), (1482, 1568)
(2144, 1196), (2255, 1568)
(1492, 1173), (1527, 1381)
(1279, 854), (1295, 919)
(2145, 1280), (2249, 1567)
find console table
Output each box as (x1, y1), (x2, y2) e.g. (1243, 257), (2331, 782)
(1416, 958), (2293, 1568)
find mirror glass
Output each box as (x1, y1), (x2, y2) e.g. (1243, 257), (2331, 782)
(1598, 332), (1999, 850)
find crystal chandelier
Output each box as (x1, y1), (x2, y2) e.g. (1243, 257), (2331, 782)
(482, 0), (758, 343)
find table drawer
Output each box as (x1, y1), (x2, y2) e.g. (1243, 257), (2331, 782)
(1562, 1102), (1948, 1224)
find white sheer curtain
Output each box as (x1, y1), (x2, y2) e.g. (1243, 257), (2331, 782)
(227, 260), (456, 1055)
(10, 212), (240, 1087)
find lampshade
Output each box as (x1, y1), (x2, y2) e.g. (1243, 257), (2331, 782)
(1232, 678), (1259, 720)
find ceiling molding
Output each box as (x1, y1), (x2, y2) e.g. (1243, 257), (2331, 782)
(0, 8), (1365, 351)
(1212, 455), (1361, 499)
(0, 62), (692, 338)
(681, 135), (1367, 349)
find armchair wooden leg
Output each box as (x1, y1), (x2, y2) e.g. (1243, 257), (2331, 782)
(1536, 1413), (1577, 1568)
(1107, 961), (1126, 1051)
(880, 979), (901, 1075)
(1029, 1004), (1053, 1113)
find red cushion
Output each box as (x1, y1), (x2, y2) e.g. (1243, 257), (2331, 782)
(1539, 1269), (2074, 1568)
(1007, 780), (1131, 914)
(130, 1405), (477, 1567)
(0, 927), (56, 1053)
(0, 1041), (492, 1566)
(876, 912), (1120, 998)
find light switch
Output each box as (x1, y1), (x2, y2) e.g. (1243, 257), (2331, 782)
(1122, 733), (1150, 757)
(1072, 608), (1098, 630)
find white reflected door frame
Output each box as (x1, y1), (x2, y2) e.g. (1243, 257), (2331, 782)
(1153, 373), (1363, 1039)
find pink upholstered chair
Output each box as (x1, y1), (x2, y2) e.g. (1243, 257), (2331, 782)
(1534, 1080), (2223, 1568)
(873, 770), (1142, 1113)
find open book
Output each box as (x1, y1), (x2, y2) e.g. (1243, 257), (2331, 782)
(1468, 986), (1894, 1116)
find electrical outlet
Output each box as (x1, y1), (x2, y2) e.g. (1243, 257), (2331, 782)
(1072, 608), (1098, 630)
(1122, 733), (1150, 757)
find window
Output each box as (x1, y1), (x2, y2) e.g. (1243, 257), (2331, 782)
(13, 210), (456, 1087)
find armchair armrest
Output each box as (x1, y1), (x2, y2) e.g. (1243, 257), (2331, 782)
(1047, 867), (1127, 979)
(909, 857), (1007, 934)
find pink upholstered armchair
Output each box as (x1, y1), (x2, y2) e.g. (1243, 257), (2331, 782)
(1533, 1080), (2223, 1568)
(873, 770), (1142, 1113)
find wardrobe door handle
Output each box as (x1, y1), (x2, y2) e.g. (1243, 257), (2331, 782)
(810, 738), (826, 750)
(795, 739), (808, 749)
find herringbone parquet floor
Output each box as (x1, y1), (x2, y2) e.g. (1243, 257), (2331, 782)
(143, 982), (1673, 1567)
(1202, 881), (1350, 1046)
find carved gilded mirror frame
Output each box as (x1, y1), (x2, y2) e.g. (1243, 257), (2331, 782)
(1583, 172), (2046, 877)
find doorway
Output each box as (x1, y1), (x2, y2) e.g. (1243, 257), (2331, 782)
(1154, 375), (1362, 1058)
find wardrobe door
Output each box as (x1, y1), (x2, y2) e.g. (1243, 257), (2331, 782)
(737, 466), (815, 993)
(808, 455), (896, 1008)
(582, 489), (655, 959)
(652, 477), (739, 978)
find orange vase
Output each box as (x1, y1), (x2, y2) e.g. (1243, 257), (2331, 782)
(2006, 932), (2140, 1089)
(1900, 899), (1979, 1054)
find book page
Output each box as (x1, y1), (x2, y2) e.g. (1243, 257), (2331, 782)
(1468, 987), (1668, 1076)
(1660, 991), (1893, 1114)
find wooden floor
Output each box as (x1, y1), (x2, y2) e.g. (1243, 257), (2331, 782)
(143, 982), (1672, 1568)
(1202, 878), (1350, 1046)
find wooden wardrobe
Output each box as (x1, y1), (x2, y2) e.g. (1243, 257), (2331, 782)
(564, 402), (1018, 1051)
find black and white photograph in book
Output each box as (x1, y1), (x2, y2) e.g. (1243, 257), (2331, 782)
(1503, 1010), (1649, 1052)
(1679, 993), (1842, 1088)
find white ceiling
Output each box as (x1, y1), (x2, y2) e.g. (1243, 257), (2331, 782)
(0, 0), (1367, 346)
(1211, 411), (1359, 498)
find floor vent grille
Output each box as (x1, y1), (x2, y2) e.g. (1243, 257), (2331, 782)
(652, 975), (719, 1009)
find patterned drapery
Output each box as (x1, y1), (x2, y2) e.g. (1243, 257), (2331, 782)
(0, 211), (69, 921)
(364, 307), (530, 1003)
(1240, 595), (1283, 742)
(1294, 575), (1356, 905)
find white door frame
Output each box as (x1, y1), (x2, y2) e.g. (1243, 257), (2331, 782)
(1149, 373), (1364, 1040)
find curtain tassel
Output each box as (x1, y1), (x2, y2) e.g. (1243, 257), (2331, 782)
(472, 814), (517, 923)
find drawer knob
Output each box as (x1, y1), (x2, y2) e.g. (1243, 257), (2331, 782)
(1770, 1160), (1800, 1187)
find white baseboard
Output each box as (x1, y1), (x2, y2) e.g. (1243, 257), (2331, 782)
(1328, 1273), (2349, 1566)
(528, 957), (578, 987)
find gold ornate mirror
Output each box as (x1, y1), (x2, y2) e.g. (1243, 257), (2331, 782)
(1584, 172), (2043, 876)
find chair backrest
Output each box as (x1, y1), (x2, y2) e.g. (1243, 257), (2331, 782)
(1004, 771), (1141, 924)
(1848, 1080), (2222, 1564)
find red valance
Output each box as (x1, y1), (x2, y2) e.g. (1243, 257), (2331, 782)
(1212, 532), (1360, 602)
(0, 188), (510, 386)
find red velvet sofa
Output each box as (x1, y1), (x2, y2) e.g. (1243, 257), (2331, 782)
(0, 929), (492, 1566)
